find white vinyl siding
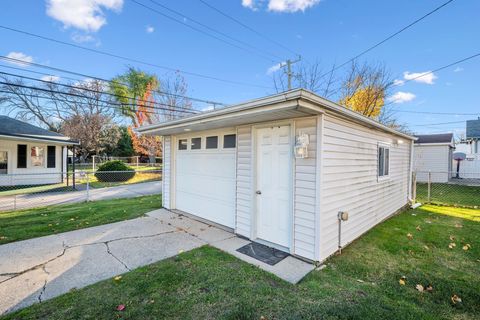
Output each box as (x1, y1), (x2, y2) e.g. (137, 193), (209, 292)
(293, 117), (317, 260)
(235, 126), (253, 237)
(413, 145), (450, 183)
(319, 114), (411, 261)
(162, 136), (172, 209)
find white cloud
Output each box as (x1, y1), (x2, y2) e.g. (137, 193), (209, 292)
(242, 0), (256, 10)
(387, 91), (416, 104)
(5, 52), (33, 67)
(453, 67), (463, 73)
(46, 0), (123, 32)
(268, 0), (320, 12)
(393, 79), (405, 86)
(242, 0), (320, 12)
(266, 61), (285, 75)
(146, 25), (155, 33)
(403, 71), (437, 85)
(40, 75), (60, 82)
(71, 33), (95, 43)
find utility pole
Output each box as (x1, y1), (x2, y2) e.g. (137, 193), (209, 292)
(282, 56), (302, 90)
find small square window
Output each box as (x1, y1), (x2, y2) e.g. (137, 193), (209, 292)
(206, 136), (218, 149)
(178, 139), (187, 150)
(223, 134), (236, 148)
(191, 137), (201, 150)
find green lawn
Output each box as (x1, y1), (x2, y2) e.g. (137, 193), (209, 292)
(0, 195), (162, 245)
(3, 204), (479, 320)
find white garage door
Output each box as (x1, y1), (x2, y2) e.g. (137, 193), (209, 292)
(175, 133), (236, 228)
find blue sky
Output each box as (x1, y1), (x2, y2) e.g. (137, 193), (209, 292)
(1, 0), (479, 136)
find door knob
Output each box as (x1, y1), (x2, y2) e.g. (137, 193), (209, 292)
(256, 190), (262, 195)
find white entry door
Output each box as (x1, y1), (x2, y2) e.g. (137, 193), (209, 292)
(255, 125), (292, 248)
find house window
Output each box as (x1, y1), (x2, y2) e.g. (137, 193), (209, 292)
(0, 151), (7, 174)
(191, 137), (201, 150)
(31, 146), (45, 167)
(223, 134), (236, 148)
(178, 139), (187, 150)
(17, 144), (27, 168)
(206, 136), (218, 149)
(47, 146), (56, 168)
(378, 146), (390, 177)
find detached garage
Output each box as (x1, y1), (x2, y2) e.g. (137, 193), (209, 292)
(138, 89), (415, 262)
(413, 133), (454, 183)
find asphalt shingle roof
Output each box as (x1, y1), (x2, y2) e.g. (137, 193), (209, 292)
(414, 133), (453, 144)
(0, 116), (78, 144)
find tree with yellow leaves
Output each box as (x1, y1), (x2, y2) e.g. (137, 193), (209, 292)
(339, 62), (391, 118)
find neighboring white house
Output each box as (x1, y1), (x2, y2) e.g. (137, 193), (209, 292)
(0, 116), (79, 186)
(454, 118), (480, 179)
(413, 133), (454, 183)
(138, 89), (416, 263)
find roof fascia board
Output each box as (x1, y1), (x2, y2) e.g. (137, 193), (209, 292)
(139, 99), (303, 135)
(0, 133), (80, 145)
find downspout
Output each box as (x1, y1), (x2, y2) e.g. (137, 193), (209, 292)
(408, 140), (421, 208)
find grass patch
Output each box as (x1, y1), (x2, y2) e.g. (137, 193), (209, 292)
(0, 195), (162, 245)
(416, 183), (480, 207)
(3, 205), (479, 319)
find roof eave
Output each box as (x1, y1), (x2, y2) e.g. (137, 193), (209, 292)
(0, 133), (80, 145)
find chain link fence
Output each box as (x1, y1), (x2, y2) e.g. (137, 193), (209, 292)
(70, 156), (163, 172)
(413, 171), (480, 208)
(0, 170), (162, 212)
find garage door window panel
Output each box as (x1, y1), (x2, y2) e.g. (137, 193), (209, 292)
(191, 137), (202, 150)
(179, 139), (188, 150)
(223, 134), (236, 148)
(206, 136), (218, 149)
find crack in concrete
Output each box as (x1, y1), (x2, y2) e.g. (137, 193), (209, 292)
(104, 242), (130, 271)
(0, 230), (178, 286)
(0, 248), (67, 285)
(38, 265), (50, 303)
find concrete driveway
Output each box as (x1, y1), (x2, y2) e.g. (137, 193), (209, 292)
(0, 181), (162, 212)
(0, 209), (314, 316)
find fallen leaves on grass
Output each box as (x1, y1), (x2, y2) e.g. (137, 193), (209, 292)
(426, 284), (433, 292)
(399, 276), (406, 286)
(463, 244), (471, 251)
(451, 294), (462, 305)
(449, 235), (456, 241)
(116, 304), (125, 311)
(178, 249), (184, 254)
(455, 223), (463, 228)
(416, 284), (424, 292)
(416, 225), (422, 231)
(114, 276), (122, 281)
(423, 245), (430, 250)
(448, 243), (456, 249)
(407, 233), (413, 240)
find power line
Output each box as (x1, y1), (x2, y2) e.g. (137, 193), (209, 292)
(0, 25), (272, 89)
(0, 55), (227, 106)
(391, 109), (479, 116)
(198, 0), (300, 58)
(0, 89), (146, 116)
(0, 81), (198, 115)
(395, 52), (480, 86)
(319, 0), (456, 78)
(0, 70), (200, 113)
(132, 0), (282, 62)
(409, 120), (466, 127)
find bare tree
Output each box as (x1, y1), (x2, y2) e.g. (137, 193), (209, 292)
(272, 60), (338, 98)
(0, 77), (121, 159)
(154, 71), (193, 121)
